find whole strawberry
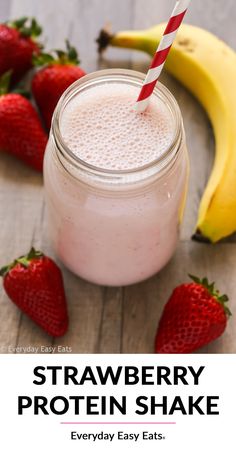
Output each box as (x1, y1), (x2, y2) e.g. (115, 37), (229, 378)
(0, 17), (42, 84)
(155, 275), (231, 354)
(32, 40), (86, 130)
(0, 248), (69, 337)
(0, 71), (47, 171)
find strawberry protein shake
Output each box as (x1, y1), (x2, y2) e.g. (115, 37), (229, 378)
(44, 69), (189, 286)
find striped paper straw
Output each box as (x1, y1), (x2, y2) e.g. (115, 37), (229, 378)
(135, 0), (191, 113)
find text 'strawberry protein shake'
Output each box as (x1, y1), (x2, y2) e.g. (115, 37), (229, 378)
(44, 69), (189, 286)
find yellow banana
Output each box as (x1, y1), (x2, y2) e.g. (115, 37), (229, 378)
(97, 25), (236, 242)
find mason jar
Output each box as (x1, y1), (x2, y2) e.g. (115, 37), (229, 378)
(44, 69), (189, 286)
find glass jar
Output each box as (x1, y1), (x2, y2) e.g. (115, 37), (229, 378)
(44, 69), (189, 286)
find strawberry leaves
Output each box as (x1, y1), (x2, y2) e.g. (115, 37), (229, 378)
(0, 248), (43, 276)
(32, 40), (80, 67)
(189, 274), (232, 317)
(0, 70), (12, 95)
(32, 52), (54, 66)
(9, 17), (42, 39)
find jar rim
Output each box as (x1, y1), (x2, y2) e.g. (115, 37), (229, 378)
(52, 68), (183, 183)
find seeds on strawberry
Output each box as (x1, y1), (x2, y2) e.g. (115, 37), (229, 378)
(0, 248), (69, 337)
(0, 71), (47, 171)
(0, 17), (42, 85)
(155, 275), (231, 354)
(32, 40), (86, 130)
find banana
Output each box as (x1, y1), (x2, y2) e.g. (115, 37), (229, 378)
(97, 25), (236, 242)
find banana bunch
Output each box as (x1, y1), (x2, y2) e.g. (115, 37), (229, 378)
(97, 24), (236, 243)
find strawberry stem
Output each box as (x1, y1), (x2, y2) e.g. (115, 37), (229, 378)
(32, 53), (54, 66)
(0, 248), (44, 277)
(65, 40), (79, 63)
(27, 248), (43, 260)
(0, 71), (12, 95)
(188, 274), (232, 317)
(8, 17), (42, 38)
(11, 87), (31, 99)
(32, 40), (80, 67)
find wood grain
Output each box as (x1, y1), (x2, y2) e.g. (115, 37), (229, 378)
(0, 0), (235, 354)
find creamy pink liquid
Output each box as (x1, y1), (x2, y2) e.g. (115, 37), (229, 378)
(60, 83), (174, 170)
(44, 82), (188, 286)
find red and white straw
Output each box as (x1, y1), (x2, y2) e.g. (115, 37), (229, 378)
(135, 0), (191, 113)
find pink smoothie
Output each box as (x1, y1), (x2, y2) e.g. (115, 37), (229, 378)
(44, 79), (188, 286)
(60, 83), (174, 170)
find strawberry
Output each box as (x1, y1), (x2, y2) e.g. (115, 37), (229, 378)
(0, 71), (47, 171)
(32, 40), (86, 130)
(0, 248), (69, 337)
(0, 17), (42, 85)
(155, 275), (231, 354)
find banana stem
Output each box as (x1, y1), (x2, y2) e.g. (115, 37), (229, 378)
(97, 28), (157, 56)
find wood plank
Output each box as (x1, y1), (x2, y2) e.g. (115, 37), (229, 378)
(122, 0), (236, 354)
(54, 272), (105, 354)
(133, 0), (236, 45)
(187, 0), (236, 47)
(0, 153), (49, 352)
(129, 0), (236, 242)
(0, 0), (11, 22)
(9, 0), (134, 71)
(96, 288), (124, 354)
(123, 242), (236, 354)
(0, 0), (134, 353)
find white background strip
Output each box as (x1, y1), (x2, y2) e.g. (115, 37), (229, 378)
(144, 63), (165, 84)
(158, 30), (178, 51)
(171, 0), (191, 17)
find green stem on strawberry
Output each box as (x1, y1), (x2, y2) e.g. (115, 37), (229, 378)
(0, 71), (12, 95)
(0, 71), (30, 98)
(32, 40), (80, 67)
(8, 17), (42, 39)
(0, 248), (43, 276)
(189, 274), (232, 317)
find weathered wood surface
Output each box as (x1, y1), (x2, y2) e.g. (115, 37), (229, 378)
(0, 0), (235, 353)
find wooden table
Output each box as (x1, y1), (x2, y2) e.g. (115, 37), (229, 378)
(0, 0), (235, 353)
